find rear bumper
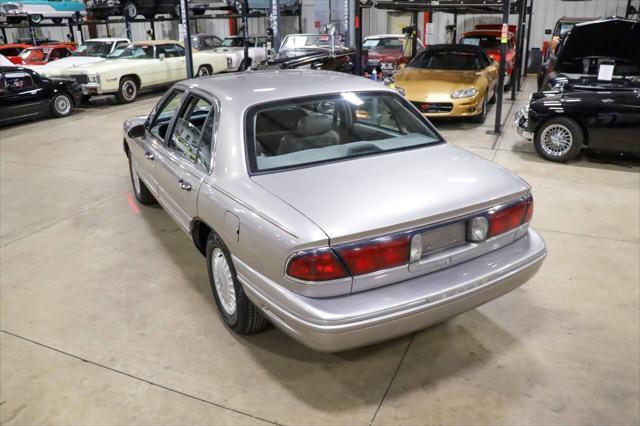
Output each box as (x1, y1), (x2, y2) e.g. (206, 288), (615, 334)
(238, 229), (546, 352)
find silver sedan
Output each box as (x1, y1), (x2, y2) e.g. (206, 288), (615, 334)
(123, 70), (546, 352)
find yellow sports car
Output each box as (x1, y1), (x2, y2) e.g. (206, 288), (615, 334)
(394, 44), (499, 123)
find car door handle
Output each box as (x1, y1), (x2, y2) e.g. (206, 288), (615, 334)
(144, 152), (154, 160)
(177, 178), (191, 191)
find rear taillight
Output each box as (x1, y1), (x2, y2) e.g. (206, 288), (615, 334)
(336, 235), (411, 276)
(488, 196), (532, 237)
(286, 250), (349, 281)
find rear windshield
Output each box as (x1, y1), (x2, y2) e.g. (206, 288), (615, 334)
(246, 91), (442, 173)
(461, 36), (501, 49)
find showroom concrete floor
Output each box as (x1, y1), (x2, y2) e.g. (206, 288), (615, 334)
(0, 77), (638, 426)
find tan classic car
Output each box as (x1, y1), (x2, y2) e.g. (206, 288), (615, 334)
(60, 40), (228, 103)
(394, 44), (499, 123)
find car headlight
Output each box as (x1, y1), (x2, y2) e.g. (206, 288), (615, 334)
(380, 62), (394, 70)
(451, 88), (478, 99)
(523, 102), (530, 115)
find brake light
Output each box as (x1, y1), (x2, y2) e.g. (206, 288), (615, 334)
(488, 199), (529, 237)
(523, 196), (534, 223)
(336, 235), (411, 276)
(286, 250), (349, 281)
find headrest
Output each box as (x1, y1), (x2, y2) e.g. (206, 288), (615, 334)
(296, 116), (332, 137)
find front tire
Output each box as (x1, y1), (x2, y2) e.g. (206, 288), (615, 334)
(116, 76), (138, 103)
(534, 117), (583, 162)
(28, 14), (43, 25)
(471, 96), (488, 124)
(206, 233), (268, 335)
(50, 92), (73, 117)
(128, 154), (156, 204)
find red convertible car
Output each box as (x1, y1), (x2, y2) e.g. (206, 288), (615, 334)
(0, 43), (33, 64)
(14, 43), (77, 66)
(461, 24), (516, 87)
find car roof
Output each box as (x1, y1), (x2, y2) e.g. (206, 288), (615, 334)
(558, 17), (595, 23)
(176, 70), (394, 108)
(26, 43), (73, 49)
(0, 66), (35, 73)
(364, 34), (406, 39)
(131, 40), (182, 46)
(86, 38), (129, 42)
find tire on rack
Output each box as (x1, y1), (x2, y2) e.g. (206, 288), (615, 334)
(534, 116), (584, 162)
(127, 153), (156, 204)
(123, 0), (139, 20)
(52, 18), (62, 24)
(471, 96), (488, 124)
(116, 76), (139, 104)
(206, 232), (268, 335)
(50, 92), (73, 118)
(196, 65), (211, 77)
(28, 14), (43, 25)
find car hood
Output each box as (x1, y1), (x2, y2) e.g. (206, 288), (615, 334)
(394, 68), (483, 99)
(30, 56), (105, 73)
(556, 19), (640, 71)
(65, 58), (142, 73)
(251, 144), (529, 242)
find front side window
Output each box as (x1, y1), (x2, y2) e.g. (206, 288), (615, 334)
(110, 45), (154, 59)
(75, 41), (112, 57)
(168, 97), (214, 170)
(221, 37), (243, 47)
(19, 48), (49, 62)
(148, 91), (184, 140)
(4, 71), (34, 92)
(248, 92), (442, 173)
(158, 44), (184, 58)
(49, 48), (71, 61)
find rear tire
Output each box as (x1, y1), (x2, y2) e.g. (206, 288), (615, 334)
(50, 92), (73, 118)
(206, 233), (268, 335)
(116, 76), (138, 103)
(128, 154), (156, 204)
(196, 65), (211, 77)
(534, 116), (583, 162)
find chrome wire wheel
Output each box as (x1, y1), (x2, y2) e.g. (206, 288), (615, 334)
(197, 66), (210, 77)
(54, 94), (71, 115)
(211, 248), (236, 316)
(541, 124), (573, 157)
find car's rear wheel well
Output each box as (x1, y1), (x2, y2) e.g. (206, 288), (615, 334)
(123, 140), (130, 158)
(192, 218), (213, 256)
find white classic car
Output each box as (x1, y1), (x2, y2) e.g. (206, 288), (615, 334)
(60, 40), (228, 103)
(30, 38), (131, 78)
(212, 35), (268, 71)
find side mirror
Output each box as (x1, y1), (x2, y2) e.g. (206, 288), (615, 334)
(544, 29), (552, 35)
(128, 123), (145, 138)
(159, 53), (165, 61)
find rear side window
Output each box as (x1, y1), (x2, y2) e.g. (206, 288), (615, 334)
(247, 91), (442, 173)
(168, 96), (214, 171)
(4, 71), (34, 92)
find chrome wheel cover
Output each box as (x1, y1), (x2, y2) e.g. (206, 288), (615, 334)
(126, 3), (137, 17)
(198, 67), (210, 76)
(131, 159), (141, 194)
(212, 248), (236, 315)
(54, 95), (71, 115)
(541, 124), (573, 157)
(122, 80), (137, 101)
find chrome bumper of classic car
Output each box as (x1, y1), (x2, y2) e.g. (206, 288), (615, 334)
(515, 108), (534, 140)
(237, 228), (546, 352)
(80, 83), (104, 95)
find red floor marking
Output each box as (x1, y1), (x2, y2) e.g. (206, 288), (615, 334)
(125, 192), (140, 214)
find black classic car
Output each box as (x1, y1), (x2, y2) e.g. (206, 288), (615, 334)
(86, 0), (218, 20)
(0, 66), (82, 127)
(517, 18), (640, 162)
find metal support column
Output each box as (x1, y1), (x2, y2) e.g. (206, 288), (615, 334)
(68, 21), (76, 42)
(491, 0), (510, 135)
(523, 0), (533, 75)
(298, 1), (303, 33)
(241, 0), (250, 69)
(180, 0), (194, 78)
(28, 20), (37, 45)
(516, 0), (526, 91)
(125, 19), (132, 41)
(511, 0), (524, 100)
(354, 0), (362, 75)
(76, 15), (83, 43)
(270, 0), (281, 52)
(1, 26), (7, 44)
(150, 17), (156, 40)
(452, 12), (457, 44)
(411, 11), (418, 58)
